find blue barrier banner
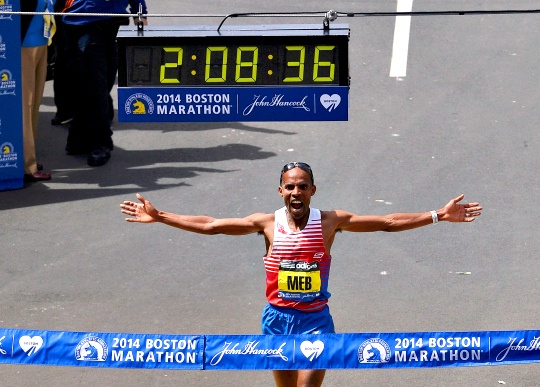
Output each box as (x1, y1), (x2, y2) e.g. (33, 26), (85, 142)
(205, 331), (540, 370)
(0, 0), (24, 190)
(0, 329), (204, 370)
(1, 327), (539, 370)
(117, 86), (348, 122)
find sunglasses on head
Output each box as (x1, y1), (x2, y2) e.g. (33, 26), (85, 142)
(280, 162), (314, 185)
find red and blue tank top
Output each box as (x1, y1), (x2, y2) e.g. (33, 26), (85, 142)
(263, 207), (332, 312)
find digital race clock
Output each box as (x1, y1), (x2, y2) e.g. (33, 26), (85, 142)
(117, 24), (350, 122)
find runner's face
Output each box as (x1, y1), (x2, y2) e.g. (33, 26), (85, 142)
(278, 167), (316, 219)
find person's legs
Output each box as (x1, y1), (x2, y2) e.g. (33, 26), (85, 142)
(81, 22), (112, 149)
(82, 20), (119, 166)
(273, 370), (297, 387)
(21, 45), (50, 180)
(63, 23), (90, 153)
(51, 18), (75, 125)
(64, 21), (114, 165)
(21, 47), (38, 175)
(272, 369), (326, 387)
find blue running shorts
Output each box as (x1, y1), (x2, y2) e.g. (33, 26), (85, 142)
(261, 304), (335, 335)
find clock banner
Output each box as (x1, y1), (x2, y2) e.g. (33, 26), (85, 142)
(1, 328), (539, 370)
(0, 0), (24, 190)
(118, 86), (349, 122)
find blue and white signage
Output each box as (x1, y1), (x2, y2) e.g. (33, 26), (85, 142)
(1, 327), (539, 370)
(0, 0), (23, 190)
(0, 329), (204, 369)
(118, 86), (348, 122)
(204, 331), (540, 370)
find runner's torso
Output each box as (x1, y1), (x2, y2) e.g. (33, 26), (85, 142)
(263, 207), (332, 312)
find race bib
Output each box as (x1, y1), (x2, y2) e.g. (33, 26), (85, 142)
(277, 260), (321, 301)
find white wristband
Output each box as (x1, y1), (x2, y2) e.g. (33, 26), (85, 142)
(430, 210), (439, 224)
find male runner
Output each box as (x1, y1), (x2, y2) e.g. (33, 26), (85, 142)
(120, 162), (482, 387)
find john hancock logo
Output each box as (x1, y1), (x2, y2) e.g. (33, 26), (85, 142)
(242, 94), (310, 116)
(0, 335), (8, 356)
(209, 340), (288, 366)
(496, 336), (540, 362)
(124, 93), (154, 115)
(358, 338), (391, 364)
(75, 336), (108, 361)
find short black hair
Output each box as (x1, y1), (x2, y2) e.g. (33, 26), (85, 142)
(279, 162), (314, 185)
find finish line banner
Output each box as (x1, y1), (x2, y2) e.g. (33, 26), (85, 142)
(1, 328), (539, 370)
(0, 330), (204, 370)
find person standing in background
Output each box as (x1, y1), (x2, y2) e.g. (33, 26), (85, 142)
(21, 0), (55, 182)
(50, 0), (74, 126)
(61, 0), (148, 167)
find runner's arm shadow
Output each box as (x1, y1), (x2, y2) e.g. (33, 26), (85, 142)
(113, 121), (297, 135)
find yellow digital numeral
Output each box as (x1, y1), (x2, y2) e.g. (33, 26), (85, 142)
(283, 46), (305, 82)
(160, 47), (183, 84)
(205, 47), (228, 83)
(313, 46), (335, 82)
(235, 47), (258, 83)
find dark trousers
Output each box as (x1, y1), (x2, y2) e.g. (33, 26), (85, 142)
(51, 16), (75, 119)
(64, 19), (120, 150)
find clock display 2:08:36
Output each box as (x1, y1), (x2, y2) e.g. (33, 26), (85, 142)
(127, 44), (340, 86)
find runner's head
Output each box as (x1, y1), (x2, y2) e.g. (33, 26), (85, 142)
(279, 162), (316, 220)
(279, 162), (314, 185)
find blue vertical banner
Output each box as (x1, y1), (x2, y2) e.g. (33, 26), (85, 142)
(0, 0), (24, 190)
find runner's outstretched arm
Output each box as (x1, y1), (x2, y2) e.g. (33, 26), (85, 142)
(120, 193), (269, 235)
(333, 194), (482, 233)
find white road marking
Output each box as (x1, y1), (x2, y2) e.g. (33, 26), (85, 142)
(390, 0), (413, 78)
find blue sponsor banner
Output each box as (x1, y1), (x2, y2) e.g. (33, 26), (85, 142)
(117, 86), (348, 122)
(1, 328), (539, 370)
(0, 329), (204, 369)
(0, 0), (24, 190)
(205, 334), (343, 370)
(205, 331), (540, 370)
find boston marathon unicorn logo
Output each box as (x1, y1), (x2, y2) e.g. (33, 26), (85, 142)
(2, 142), (13, 154)
(0, 69), (16, 95)
(0, 142), (17, 166)
(357, 338), (391, 363)
(0, 69), (11, 82)
(75, 336), (108, 361)
(125, 93), (154, 115)
(132, 99), (146, 114)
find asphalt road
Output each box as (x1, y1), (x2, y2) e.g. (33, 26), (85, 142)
(1, 1), (539, 385)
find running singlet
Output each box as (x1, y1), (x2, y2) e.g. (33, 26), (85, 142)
(263, 207), (332, 312)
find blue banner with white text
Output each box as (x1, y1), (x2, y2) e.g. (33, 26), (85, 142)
(1, 328), (539, 370)
(118, 86), (348, 122)
(0, 329), (204, 369)
(0, 0), (24, 190)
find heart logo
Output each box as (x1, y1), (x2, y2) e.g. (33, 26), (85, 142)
(300, 340), (324, 361)
(320, 94), (341, 112)
(19, 336), (43, 356)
